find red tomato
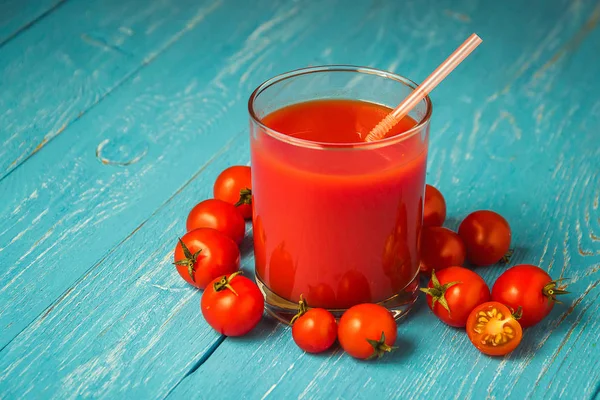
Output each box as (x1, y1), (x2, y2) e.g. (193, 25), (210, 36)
(423, 184), (446, 227)
(467, 302), (522, 356)
(419, 227), (466, 274)
(173, 228), (240, 289)
(338, 303), (397, 360)
(336, 270), (372, 309)
(201, 272), (264, 336)
(252, 214), (267, 280)
(306, 283), (337, 309)
(267, 242), (297, 301)
(458, 210), (511, 266)
(421, 267), (490, 327)
(187, 199), (245, 245)
(214, 166), (253, 219)
(291, 297), (337, 353)
(491, 264), (568, 327)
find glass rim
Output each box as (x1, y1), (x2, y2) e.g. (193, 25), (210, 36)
(247, 65), (432, 150)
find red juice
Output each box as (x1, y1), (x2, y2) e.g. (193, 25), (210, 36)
(251, 99), (427, 309)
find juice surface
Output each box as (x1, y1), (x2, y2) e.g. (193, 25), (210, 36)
(251, 99), (427, 309)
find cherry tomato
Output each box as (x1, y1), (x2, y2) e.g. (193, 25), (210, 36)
(187, 199), (245, 245)
(467, 301), (522, 356)
(201, 272), (264, 336)
(214, 166), (253, 219)
(491, 264), (568, 327)
(419, 227), (466, 274)
(267, 242), (297, 301)
(336, 270), (372, 309)
(423, 184), (446, 228)
(338, 303), (397, 360)
(173, 228), (240, 289)
(252, 214), (267, 280)
(306, 283), (337, 309)
(458, 210), (511, 266)
(421, 267), (490, 327)
(291, 297), (337, 353)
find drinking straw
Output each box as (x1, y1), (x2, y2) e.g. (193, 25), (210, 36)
(365, 33), (482, 142)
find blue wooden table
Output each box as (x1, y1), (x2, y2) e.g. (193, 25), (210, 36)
(1, 0), (599, 398)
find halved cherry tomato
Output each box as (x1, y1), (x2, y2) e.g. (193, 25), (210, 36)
(201, 272), (264, 336)
(214, 166), (253, 219)
(291, 296), (337, 353)
(419, 227), (466, 274)
(338, 303), (397, 360)
(423, 184), (446, 228)
(458, 210), (511, 266)
(187, 199), (245, 245)
(421, 267), (490, 327)
(492, 264), (568, 327)
(173, 228), (240, 289)
(466, 301), (522, 356)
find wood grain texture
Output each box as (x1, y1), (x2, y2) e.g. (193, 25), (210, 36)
(0, 0), (231, 180)
(0, 0), (599, 398)
(0, 0), (64, 46)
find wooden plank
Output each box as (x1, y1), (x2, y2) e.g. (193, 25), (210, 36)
(0, 0), (228, 180)
(0, 0), (377, 397)
(0, 0), (64, 46)
(166, 0), (600, 398)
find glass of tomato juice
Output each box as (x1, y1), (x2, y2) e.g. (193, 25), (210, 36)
(249, 66), (431, 323)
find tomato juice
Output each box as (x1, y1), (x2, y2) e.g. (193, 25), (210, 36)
(250, 98), (428, 310)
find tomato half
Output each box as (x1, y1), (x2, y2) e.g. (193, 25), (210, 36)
(466, 302), (522, 356)
(419, 227), (466, 275)
(423, 184), (446, 228)
(491, 264), (568, 327)
(458, 210), (511, 266)
(173, 228), (240, 289)
(187, 199), (246, 245)
(421, 267), (490, 327)
(291, 297), (337, 353)
(214, 166), (253, 219)
(338, 303), (397, 360)
(201, 272), (264, 336)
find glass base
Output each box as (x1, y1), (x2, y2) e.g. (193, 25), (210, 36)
(255, 273), (420, 325)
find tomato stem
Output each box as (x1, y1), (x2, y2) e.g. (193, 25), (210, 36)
(500, 249), (514, 264)
(290, 294), (308, 325)
(419, 270), (461, 315)
(366, 332), (397, 360)
(511, 306), (523, 320)
(213, 271), (244, 296)
(542, 278), (570, 304)
(234, 188), (252, 207)
(173, 238), (202, 282)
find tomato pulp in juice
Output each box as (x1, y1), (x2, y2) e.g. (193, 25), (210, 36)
(251, 99), (427, 309)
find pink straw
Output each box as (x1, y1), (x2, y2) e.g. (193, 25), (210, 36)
(365, 33), (482, 142)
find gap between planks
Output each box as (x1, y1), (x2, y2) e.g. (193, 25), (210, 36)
(0, 133), (241, 355)
(0, 0), (223, 185)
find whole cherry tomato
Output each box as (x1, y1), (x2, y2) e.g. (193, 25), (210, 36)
(466, 301), (522, 356)
(458, 210), (511, 266)
(419, 227), (466, 274)
(291, 296), (337, 353)
(336, 270), (372, 309)
(491, 264), (568, 327)
(201, 272), (264, 336)
(423, 184), (446, 228)
(173, 228), (240, 289)
(338, 303), (397, 360)
(187, 199), (245, 245)
(214, 166), (253, 219)
(421, 267), (490, 327)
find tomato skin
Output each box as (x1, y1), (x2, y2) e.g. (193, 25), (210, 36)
(423, 267), (490, 327)
(423, 184), (446, 228)
(467, 301), (522, 356)
(187, 199), (246, 245)
(419, 227), (466, 274)
(292, 308), (337, 353)
(492, 265), (559, 327)
(214, 166), (253, 219)
(174, 228), (240, 289)
(201, 273), (264, 336)
(458, 210), (511, 266)
(338, 304), (397, 360)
